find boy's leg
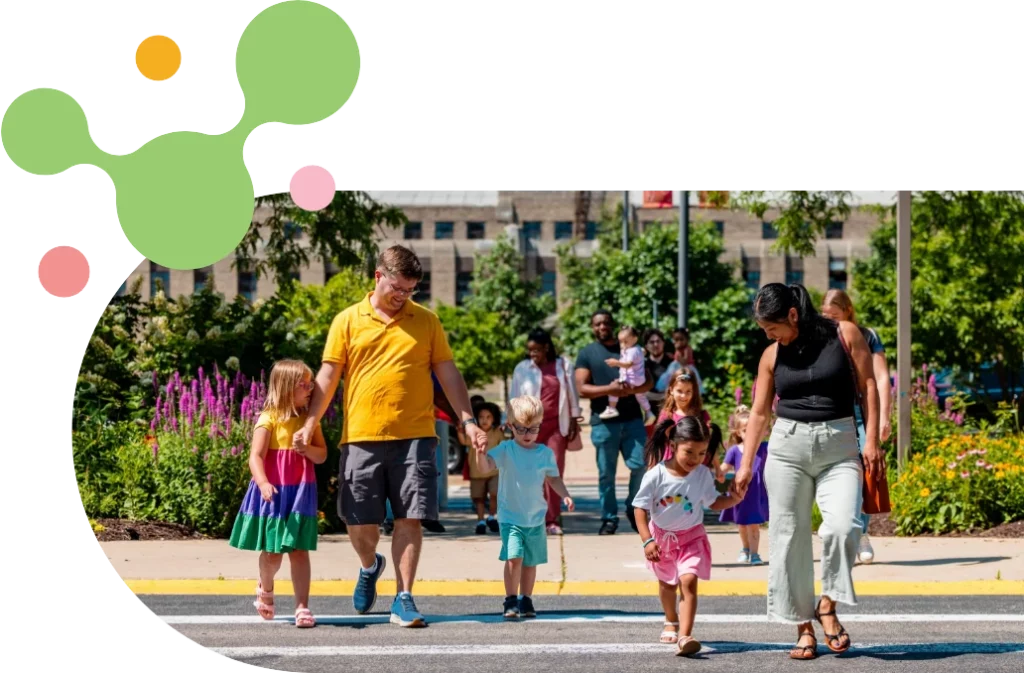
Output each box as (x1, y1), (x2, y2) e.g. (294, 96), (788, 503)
(520, 564), (538, 597)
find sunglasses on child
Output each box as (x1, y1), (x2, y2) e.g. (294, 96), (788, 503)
(511, 424), (541, 435)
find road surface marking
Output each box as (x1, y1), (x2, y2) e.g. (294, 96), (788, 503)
(164, 612), (1024, 625)
(127, 578), (1024, 596)
(210, 642), (1024, 657)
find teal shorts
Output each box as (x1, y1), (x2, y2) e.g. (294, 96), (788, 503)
(499, 523), (548, 567)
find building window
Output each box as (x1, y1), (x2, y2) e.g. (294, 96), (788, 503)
(523, 221), (542, 241)
(541, 271), (557, 300)
(418, 271), (432, 303)
(742, 257), (761, 291)
(829, 257), (848, 290)
(283, 221), (303, 240)
(435, 221), (454, 240)
(762, 221), (778, 239)
(456, 271), (472, 305)
(554, 221), (573, 240)
(466, 221), (486, 240)
(149, 261), (170, 297)
(238, 265), (257, 301)
(193, 266), (212, 293)
(324, 260), (338, 283)
(288, 271), (301, 283)
(404, 221), (422, 240)
(714, 220), (725, 237)
(785, 257), (804, 286)
(585, 221), (598, 240)
(826, 221), (844, 239)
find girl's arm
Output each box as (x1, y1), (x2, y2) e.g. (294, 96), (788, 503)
(634, 508), (660, 561)
(248, 428), (276, 501)
(300, 423), (329, 465)
(544, 476), (575, 511)
(709, 490), (743, 511)
(604, 358), (630, 368)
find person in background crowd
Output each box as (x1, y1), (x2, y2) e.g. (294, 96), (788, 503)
(821, 289), (892, 565)
(575, 310), (653, 535)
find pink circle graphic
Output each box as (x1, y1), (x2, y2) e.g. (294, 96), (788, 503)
(39, 246), (90, 297)
(289, 165), (335, 211)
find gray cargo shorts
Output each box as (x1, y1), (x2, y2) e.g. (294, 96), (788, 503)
(338, 437), (439, 525)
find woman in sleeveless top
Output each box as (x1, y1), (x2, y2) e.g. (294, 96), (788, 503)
(733, 284), (883, 660)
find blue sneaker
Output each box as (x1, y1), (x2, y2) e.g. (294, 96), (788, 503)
(390, 592), (427, 627)
(353, 553), (386, 614)
(750, 552), (764, 566)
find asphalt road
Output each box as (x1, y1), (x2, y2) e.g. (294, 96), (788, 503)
(144, 595), (1024, 673)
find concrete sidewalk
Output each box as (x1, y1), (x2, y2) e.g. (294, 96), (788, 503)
(106, 526), (1024, 594)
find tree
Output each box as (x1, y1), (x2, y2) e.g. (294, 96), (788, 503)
(853, 191), (1024, 402)
(556, 212), (766, 398)
(734, 191), (853, 256)
(463, 233), (556, 396)
(435, 305), (514, 391)
(236, 191), (407, 289)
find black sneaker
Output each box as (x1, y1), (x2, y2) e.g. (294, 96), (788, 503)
(475, 521), (487, 535)
(598, 519), (618, 536)
(381, 519), (394, 535)
(422, 519), (446, 533)
(519, 596), (536, 618)
(486, 517), (499, 533)
(503, 595), (520, 619)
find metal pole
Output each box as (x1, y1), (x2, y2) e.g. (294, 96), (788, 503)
(897, 191), (912, 472)
(678, 191), (689, 328)
(622, 191), (630, 251)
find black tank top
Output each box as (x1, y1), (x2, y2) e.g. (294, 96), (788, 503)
(774, 330), (856, 423)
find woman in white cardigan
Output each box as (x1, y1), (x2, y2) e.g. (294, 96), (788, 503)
(510, 328), (582, 535)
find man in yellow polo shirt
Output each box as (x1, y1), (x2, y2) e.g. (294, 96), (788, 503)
(295, 245), (487, 628)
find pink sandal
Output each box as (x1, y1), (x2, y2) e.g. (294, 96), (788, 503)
(294, 607), (316, 628)
(254, 583), (275, 620)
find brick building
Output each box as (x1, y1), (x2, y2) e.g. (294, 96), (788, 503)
(123, 191), (892, 306)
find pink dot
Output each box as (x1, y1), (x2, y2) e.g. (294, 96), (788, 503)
(289, 165), (335, 211)
(39, 246), (90, 297)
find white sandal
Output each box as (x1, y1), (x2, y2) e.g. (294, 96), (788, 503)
(660, 621), (680, 644)
(677, 635), (702, 657)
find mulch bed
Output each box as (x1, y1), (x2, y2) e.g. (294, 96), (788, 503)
(93, 518), (207, 542)
(869, 514), (1024, 539)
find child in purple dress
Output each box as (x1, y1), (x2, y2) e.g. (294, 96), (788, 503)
(718, 405), (769, 565)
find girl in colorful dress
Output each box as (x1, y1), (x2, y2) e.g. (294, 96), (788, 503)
(718, 405), (770, 565)
(634, 416), (743, 656)
(229, 359), (327, 628)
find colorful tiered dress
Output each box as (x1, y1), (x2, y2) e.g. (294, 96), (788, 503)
(229, 412), (318, 552)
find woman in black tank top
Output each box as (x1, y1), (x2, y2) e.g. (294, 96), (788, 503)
(732, 284), (883, 660)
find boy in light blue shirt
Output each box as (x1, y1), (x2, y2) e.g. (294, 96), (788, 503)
(473, 395), (575, 619)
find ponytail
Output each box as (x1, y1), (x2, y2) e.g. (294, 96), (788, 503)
(645, 415), (711, 469)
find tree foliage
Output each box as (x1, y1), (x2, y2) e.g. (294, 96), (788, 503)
(853, 191), (1024, 400)
(237, 191), (407, 288)
(734, 191), (853, 256)
(556, 212), (766, 397)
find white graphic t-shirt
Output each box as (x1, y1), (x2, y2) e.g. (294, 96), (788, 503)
(632, 463), (719, 533)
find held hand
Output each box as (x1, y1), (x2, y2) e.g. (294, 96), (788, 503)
(563, 496), (575, 512)
(292, 426), (310, 451)
(259, 482), (278, 503)
(644, 541), (661, 562)
(466, 423), (488, 452)
(863, 442), (886, 480)
(733, 466), (752, 498)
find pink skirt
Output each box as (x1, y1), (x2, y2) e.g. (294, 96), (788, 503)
(647, 523), (712, 584)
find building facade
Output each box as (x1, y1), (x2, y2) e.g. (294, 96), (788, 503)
(122, 191), (887, 306)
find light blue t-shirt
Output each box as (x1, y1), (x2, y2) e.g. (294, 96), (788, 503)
(488, 440), (560, 528)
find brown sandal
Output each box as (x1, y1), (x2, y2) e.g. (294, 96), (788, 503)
(789, 633), (818, 660)
(815, 604), (851, 653)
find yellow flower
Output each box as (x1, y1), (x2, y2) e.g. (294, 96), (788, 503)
(317, 511), (326, 521)
(995, 472), (1005, 480)
(920, 488), (931, 497)
(945, 470), (955, 480)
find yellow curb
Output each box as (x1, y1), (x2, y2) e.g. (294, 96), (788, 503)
(125, 579), (1024, 596)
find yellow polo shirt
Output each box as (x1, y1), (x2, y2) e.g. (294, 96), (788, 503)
(323, 293), (454, 444)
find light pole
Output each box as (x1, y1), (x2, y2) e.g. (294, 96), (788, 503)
(678, 191), (689, 328)
(622, 191), (630, 251)
(897, 191), (912, 471)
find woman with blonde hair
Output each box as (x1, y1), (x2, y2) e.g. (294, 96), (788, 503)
(821, 288), (891, 564)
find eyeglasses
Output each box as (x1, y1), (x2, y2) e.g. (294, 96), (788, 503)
(296, 381), (314, 390)
(511, 424), (541, 435)
(380, 272), (419, 297)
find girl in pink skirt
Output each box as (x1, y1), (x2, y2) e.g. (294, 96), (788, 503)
(633, 416), (743, 657)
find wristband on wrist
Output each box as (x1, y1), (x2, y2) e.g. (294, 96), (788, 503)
(642, 537), (655, 548)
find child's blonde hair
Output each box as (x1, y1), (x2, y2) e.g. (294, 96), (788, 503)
(662, 365), (704, 417)
(727, 404), (752, 447)
(507, 395), (544, 426)
(263, 359), (314, 421)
